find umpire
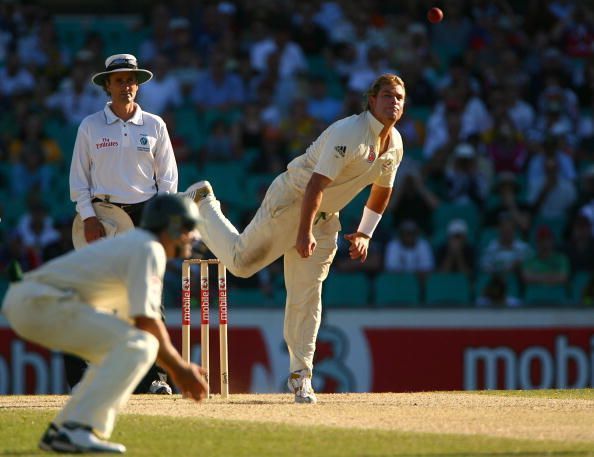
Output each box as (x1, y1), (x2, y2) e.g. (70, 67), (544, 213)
(68, 53), (178, 394)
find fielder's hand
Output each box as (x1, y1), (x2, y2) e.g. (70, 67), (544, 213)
(172, 363), (208, 402)
(83, 216), (106, 243)
(344, 232), (370, 262)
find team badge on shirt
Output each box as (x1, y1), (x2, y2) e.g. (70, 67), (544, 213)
(334, 145), (346, 157)
(367, 145), (376, 163)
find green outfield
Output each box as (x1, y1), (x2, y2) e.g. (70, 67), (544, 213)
(1, 391), (594, 456)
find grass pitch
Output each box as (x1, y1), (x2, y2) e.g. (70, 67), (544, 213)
(1, 391), (594, 456)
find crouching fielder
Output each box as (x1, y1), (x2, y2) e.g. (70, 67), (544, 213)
(185, 74), (405, 403)
(1, 194), (208, 454)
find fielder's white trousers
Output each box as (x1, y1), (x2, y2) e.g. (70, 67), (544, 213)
(197, 173), (339, 373)
(2, 282), (158, 438)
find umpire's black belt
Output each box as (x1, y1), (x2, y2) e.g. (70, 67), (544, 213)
(92, 197), (149, 211)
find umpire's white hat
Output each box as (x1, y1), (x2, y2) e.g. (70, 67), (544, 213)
(91, 53), (153, 87)
(71, 202), (134, 250)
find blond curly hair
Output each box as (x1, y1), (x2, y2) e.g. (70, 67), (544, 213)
(364, 74), (406, 111)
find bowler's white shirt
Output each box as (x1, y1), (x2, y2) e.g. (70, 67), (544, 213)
(70, 102), (178, 220)
(286, 110), (403, 213)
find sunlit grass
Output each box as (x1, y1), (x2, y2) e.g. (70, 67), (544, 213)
(1, 407), (593, 457)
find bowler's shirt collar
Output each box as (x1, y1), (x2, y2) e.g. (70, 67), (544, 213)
(365, 110), (385, 138)
(365, 110), (398, 150)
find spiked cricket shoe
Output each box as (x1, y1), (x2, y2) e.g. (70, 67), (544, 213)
(287, 369), (317, 404)
(50, 422), (126, 454)
(149, 379), (173, 395)
(183, 181), (213, 203)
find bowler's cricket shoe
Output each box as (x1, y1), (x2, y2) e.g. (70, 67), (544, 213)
(149, 379), (173, 395)
(50, 422), (126, 454)
(183, 181), (213, 203)
(287, 369), (318, 404)
(38, 422), (59, 451)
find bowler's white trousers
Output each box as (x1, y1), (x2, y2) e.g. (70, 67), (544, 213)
(2, 282), (158, 438)
(196, 173), (339, 374)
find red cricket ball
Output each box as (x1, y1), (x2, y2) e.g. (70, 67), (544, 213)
(427, 7), (444, 23)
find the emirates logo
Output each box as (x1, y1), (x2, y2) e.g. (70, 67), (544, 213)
(96, 137), (118, 150)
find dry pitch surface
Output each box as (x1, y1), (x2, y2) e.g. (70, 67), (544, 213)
(3, 392), (594, 444)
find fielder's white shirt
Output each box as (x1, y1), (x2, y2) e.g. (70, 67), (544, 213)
(286, 110), (403, 213)
(70, 102), (178, 220)
(23, 229), (164, 321)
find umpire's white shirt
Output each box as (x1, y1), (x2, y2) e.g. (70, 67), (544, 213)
(70, 102), (178, 220)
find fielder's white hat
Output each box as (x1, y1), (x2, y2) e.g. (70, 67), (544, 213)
(91, 53), (153, 87)
(71, 202), (134, 250)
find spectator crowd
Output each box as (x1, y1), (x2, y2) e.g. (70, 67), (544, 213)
(1, 0), (594, 307)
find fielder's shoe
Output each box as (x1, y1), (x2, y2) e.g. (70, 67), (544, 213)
(38, 422), (59, 451)
(50, 422), (126, 454)
(287, 369), (317, 404)
(148, 379), (173, 395)
(183, 180), (213, 203)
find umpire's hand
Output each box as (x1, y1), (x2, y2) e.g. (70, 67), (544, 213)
(84, 216), (106, 243)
